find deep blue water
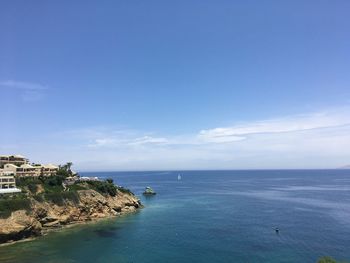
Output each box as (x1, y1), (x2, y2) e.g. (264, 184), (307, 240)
(0, 170), (350, 263)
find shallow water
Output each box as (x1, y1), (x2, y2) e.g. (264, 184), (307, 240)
(0, 170), (349, 263)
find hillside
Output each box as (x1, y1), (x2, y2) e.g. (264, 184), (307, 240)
(0, 175), (141, 244)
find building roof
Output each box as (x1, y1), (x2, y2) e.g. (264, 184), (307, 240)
(0, 154), (27, 159)
(13, 154), (26, 158)
(20, 164), (34, 169)
(44, 164), (59, 169)
(5, 164), (18, 168)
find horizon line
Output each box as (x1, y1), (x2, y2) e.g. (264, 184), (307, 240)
(78, 167), (349, 173)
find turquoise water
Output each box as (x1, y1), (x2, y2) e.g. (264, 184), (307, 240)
(0, 170), (350, 263)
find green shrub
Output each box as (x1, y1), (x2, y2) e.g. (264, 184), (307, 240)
(117, 186), (132, 194)
(87, 181), (117, 196)
(44, 192), (65, 205)
(37, 175), (65, 193)
(16, 177), (41, 188)
(56, 162), (74, 177)
(106, 178), (114, 184)
(27, 183), (38, 193)
(317, 256), (337, 263)
(33, 194), (44, 202)
(67, 183), (87, 191)
(16, 175), (66, 193)
(44, 175), (64, 187)
(61, 191), (80, 204)
(0, 198), (31, 218)
(44, 191), (80, 206)
(56, 169), (70, 178)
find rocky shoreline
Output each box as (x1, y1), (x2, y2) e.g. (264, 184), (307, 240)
(0, 189), (142, 244)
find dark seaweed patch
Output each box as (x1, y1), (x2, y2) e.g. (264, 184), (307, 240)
(94, 229), (118, 238)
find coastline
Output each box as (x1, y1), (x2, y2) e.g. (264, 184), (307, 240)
(0, 206), (142, 247)
(0, 187), (142, 245)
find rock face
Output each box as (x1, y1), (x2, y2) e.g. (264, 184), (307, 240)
(0, 210), (42, 243)
(0, 189), (141, 244)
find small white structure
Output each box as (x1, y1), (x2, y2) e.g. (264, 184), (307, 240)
(80, 176), (99, 181)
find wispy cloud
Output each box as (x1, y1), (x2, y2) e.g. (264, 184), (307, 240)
(14, 106), (350, 170)
(0, 80), (48, 90)
(198, 107), (350, 143)
(128, 136), (169, 146)
(59, 127), (169, 148)
(0, 80), (48, 101)
(88, 135), (169, 148)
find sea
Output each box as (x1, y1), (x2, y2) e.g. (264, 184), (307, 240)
(0, 170), (350, 263)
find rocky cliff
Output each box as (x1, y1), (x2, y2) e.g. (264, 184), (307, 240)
(0, 189), (141, 244)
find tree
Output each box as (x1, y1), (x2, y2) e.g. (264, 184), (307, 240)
(66, 162), (73, 172)
(57, 162), (74, 177)
(106, 178), (114, 184)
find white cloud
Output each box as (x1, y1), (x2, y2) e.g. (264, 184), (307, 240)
(0, 80), (48, 101)
(128, 136), (169, 146)
(0, 80), (48, 90)
(88, 136), (168, 148)
(11, 106), (350, 170)
(85, 131), (169, 148)
(198, 107), (350, 143)
(90, 138), (118, 147)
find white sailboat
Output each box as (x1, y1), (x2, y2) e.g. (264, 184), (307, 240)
(177, 174), (182, 180)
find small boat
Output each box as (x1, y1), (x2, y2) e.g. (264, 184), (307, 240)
(143, 186), (156, 195)
(178, 174), (182, 180)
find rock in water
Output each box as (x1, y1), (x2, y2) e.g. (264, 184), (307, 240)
(143, 186), (156, 195)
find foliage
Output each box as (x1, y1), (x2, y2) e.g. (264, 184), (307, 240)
(57, 162), (74, 177)
(62, 191), (80, 204)
(44, 191), (80, 206)
(27, 183), (38, 193)
(18, 174), (81, 205)
(56, 168), (70, 178)
(117, 186), (132, 194)
(87, 180), (118, 196)
(16, 177), (42, 194)
(2, 169), (130, 214)
(67, 183), (87, 191)
(33, 194), (44, 202)
(44, 175), (65, 188)
(317, 256), (337, 263)
(106, 178), (114, 184)
(0, 197), (31, 218)
(16, 177), (41, 188)
(16, 175), (65, 193)
(42, 192), (64, 205)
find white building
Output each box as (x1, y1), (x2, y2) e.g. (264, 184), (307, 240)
(32, 164), (59, 176)
(0, 175), (21, 194)
(1, 163), (59, 177)
(0, 155), (28, 168)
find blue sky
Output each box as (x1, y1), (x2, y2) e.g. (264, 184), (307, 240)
(1, 0), (350, 170)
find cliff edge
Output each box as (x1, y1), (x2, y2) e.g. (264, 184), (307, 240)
(0, 176), (141, 244)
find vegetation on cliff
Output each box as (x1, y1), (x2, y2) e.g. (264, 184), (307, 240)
(317, 256), (344, 263)
(6, 172), (131, 209)
(0, 163), (141, 244)
(0, 194), (31, 219)
(0, 163), (140, 240)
